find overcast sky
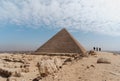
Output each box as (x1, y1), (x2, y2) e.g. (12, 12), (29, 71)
(0, 0), (120, 51)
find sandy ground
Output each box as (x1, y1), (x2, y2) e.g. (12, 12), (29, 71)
(0, 52), (120, 81)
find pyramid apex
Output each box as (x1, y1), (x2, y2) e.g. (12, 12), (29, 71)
(59, 28), (70, 34)
(60, 28), (67, 31)
(61, 28), (67, 30)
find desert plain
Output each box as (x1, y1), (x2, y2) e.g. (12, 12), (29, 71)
(0, 52), (119, 81)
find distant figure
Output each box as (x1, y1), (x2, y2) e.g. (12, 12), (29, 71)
(93, 47), (95, 51)
(96, 47), (98, 51)
(99, 48), (101, 51)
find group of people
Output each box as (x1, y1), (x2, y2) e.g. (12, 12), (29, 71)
(93, 47), (101, 51)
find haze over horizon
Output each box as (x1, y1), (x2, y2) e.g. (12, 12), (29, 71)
(0, 0), (120, 51)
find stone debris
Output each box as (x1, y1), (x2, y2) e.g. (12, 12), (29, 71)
(90, 65), (95, 68)
(6, 77), (17, 81)
(32, 76), (42, 81)
(0, 51), (119, 81)
(0, 68), (23, 78)
(0, 68), (12, 78)
(54, 58), (63, 69)
(3, 57), (25, 63)
(20, 64), (30, 73)
(89, 50), (97, 55)
(97, 58), (111, 64)
(21, 67), (30, 73)
(109, 71), (120, 76)
(37, 57), (63, 77)
(64, 58), (74, 62)
(63, 57), (74, 65)
(12, 71), (22, 77)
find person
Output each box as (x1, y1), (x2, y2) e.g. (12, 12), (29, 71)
(93, 47), (95, 51)
(99, 48), (101, 51)
(96, 47), (98, 51)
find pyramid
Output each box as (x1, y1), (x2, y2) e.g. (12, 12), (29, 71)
(35, 28), (87, 56)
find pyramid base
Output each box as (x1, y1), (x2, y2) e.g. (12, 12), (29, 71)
(32, 52), (83, 57)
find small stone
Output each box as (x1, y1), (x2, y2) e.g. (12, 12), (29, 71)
(91, 65), (95, 68)
(97, 58), (111, 64)
(78, 77), (82, 79)
(0, 68), (12, 78)
(86, 66), (90, 69)
(12, 71), (22, 77)
(89, 50), (97, 55)
(32, 76), (42, 81)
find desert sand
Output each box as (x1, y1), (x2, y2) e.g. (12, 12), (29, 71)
(0, 52), (120, 81)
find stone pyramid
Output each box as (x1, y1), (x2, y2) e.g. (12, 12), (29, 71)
(35, 28), (86, 56)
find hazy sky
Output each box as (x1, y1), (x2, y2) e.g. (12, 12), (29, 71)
(0, 0), (120, 51)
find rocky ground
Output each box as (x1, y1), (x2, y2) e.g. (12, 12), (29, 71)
(0, 52), (120, 81)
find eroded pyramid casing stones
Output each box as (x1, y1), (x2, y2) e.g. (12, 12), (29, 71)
(35, 28), (87, 56)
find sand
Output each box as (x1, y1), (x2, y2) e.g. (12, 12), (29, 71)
(0, 52), (120, 81)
